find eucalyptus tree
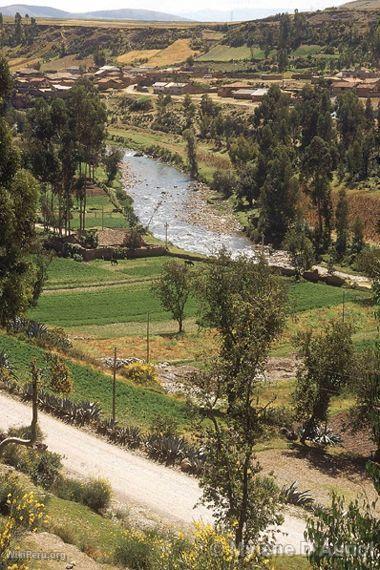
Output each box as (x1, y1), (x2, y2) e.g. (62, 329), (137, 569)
(192, 251), (287, 557)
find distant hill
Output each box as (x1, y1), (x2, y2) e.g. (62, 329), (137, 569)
(339, 0), (380, 8)
(0, 4), (68, 18)
(0, 4), (189, 21)
(77, 9), (189, 22)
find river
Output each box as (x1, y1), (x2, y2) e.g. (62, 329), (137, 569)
(122, 150), (257, 258)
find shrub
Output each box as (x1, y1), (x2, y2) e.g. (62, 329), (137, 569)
(211, 169), (238, 198)
(54, 477), (111, 513)
(0, 472), (47, 565)
(80, 478), (111, 513)
(123, 362), (157, 385)
(115, 527), (174, 569)
(0, 426), (62, 489)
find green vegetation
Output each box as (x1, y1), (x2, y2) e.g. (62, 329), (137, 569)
(0, 333), (190, 430)
(197, 44), (253, 62)
(29, 281), (198, 327)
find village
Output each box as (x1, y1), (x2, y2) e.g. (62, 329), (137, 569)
(12, 59), (380, 108)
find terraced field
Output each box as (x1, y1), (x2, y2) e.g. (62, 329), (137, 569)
(26, 256), (376, 363)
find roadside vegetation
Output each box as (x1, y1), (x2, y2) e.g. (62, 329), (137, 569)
(0, 24), (379, 569)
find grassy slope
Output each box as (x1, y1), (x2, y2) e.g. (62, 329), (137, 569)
(109, 125), (231, 184)
(197, 44), (253, 62)
(0, 332), (190, 429)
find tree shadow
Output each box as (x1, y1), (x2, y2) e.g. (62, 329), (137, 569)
(283, 442), (369, 480)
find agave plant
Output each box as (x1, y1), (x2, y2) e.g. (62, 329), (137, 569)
(96, 418), (119, 437)
(300, 424), (342, 447)
(281, 481), (315, 510)
(7, 318), (72, 352)
(116, 426), (142, 449)
(180, 446), (206, 475)
(145, 434), (187, 466)
(21, 385), (101, 426)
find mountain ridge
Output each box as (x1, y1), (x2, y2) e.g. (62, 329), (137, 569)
(0, 4), (190, 21)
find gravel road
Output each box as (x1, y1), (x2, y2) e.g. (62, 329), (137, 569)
(0, 392), (308, 554)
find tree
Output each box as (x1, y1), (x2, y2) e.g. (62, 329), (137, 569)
(350, 346), (380, 462)
(184, 128), (198, 179)
(152, 260), (192, 333)
(67, 79), (107, 232)
(45, 353), (73, 395)
(259, 147), (300, 247)
(13, 12), (23, 45)
(306, 462), (380, 569)
(302, 136), (334, 253)
(335, 188), (349, 260)
(293, 319), (355, 443)
(283, 222), (315, 279)
(103, 147), (123, 185)
(193, 251), (287, 556)
(351, 216), (365, 256)
(182, 94), (196, 130)
(211, 169), (238, 199)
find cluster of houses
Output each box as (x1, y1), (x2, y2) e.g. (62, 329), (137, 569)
(11, 60), (380, 109)
(328, 70), (380, 98)
(12, 64), (138, 107)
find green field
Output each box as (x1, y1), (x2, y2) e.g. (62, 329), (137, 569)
(197, 44), (254, 62)
(32, 257), (370, 329)
(0, 332), (190, 429)
(291, 44), (322, 57)
(44, 256), (170, 290)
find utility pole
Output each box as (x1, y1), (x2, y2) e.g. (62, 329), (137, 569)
(112, 347), (117, 424)
(146, 312), (150, 363)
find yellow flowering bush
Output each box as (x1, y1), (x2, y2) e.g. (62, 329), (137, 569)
(179, 523), (240, 570)
(123, 362), (158, 385)
(116, 522), (272, 570)
(0, 490), (47, 567)
(7, 491), (47, 531)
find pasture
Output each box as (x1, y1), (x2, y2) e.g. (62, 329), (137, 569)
(197, 44), (253, 62)
(27, 255), (375, 364)
(0, 331), (190, 430)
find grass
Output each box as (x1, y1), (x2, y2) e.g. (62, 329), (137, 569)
(147, 39), (198, 67)
(30, 282), (198, 327)
(0, 332), (190, 430)
(44, 256), (169, 290)
(29, 257), (375, 362)
(286, 280), (369, 313)
(109, 124), (231, 184)
(46, 495), (124, 562)
(272, 556), (311, 569)
(197, 44), (253, 62)
(291, 44), (322, 57)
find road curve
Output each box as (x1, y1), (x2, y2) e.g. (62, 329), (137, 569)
(0, 392), (307, 554)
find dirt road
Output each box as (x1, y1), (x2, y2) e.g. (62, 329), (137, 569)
(0, 392), (308, 554)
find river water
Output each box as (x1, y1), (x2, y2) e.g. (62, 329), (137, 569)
(122, 150), (257, 258)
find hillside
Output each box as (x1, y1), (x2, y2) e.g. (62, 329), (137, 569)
(0, 3), (68, 17)
(340, 0), (380, 9)
(0, 4), (188, 21)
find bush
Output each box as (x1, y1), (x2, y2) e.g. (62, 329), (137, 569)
(123, 362), (157, 385)
(115, 527), (174, 569)
(0, 426), (62, 489)
(54, 477), (111, 513)
(211, 169), (238, 198)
